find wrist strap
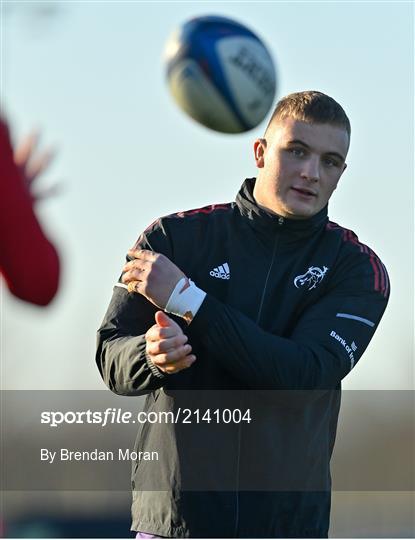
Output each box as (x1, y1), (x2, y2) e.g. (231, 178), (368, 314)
(165, 277), (206, 324)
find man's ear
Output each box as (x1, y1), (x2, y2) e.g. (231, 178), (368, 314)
(254, 138), (267, 168)
(333, 163), (347, 192)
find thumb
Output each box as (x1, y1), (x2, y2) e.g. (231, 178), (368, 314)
(155, 310), (172, 327)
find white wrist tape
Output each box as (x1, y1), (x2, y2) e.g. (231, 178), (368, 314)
(165, 277), (206, 323)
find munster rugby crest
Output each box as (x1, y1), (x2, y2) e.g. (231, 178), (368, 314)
(294, 266), (328, 291)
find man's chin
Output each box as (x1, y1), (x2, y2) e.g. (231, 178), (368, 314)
(284, 203), (317, 220)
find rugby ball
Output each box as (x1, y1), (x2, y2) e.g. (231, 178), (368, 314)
(164, 15), (277, 134)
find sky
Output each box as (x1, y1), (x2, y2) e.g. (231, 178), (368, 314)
(1, 0), (413, 391)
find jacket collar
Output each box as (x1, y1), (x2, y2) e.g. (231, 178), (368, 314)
(235, 177), (328, 238)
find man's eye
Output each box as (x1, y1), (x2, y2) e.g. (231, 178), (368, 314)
(290, 148), (305, 157)
(323, 157), (339, 167)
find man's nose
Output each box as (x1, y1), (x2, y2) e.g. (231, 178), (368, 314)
(300, 156), (320, 182)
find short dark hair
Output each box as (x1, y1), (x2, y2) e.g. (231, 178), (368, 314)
(264, 90), (351, 139)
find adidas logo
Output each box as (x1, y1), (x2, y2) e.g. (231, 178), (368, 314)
(210, 262), (230, 280)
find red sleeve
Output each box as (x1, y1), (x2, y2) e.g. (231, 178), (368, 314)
(0, 119), (60, 306)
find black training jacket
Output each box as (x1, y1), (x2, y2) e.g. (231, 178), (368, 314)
(96, 178), (390, 538)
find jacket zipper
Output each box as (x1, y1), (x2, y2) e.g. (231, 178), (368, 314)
(256, 216), (284, 324)
(233, 216), (284, 537)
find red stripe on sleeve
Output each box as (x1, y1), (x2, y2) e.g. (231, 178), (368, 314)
(327, 221), (388, 296)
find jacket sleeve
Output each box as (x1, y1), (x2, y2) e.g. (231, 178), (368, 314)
(188, 254), (390, 390)
(96, 221), (172, 396)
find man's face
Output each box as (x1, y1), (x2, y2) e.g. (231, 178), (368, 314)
(253, 117), (349, 219)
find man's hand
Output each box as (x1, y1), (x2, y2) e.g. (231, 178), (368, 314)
(122, 249), (186, 309)
(145, 311), (196, 374)
(13, 131), (61, 201)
